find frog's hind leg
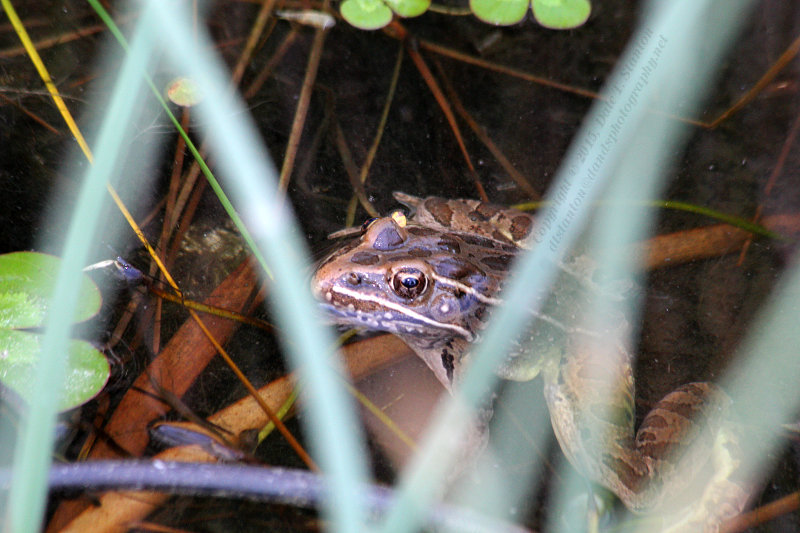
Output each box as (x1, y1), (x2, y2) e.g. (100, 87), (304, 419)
(542, 331), (749, 531)
(656, 411), (751, 533)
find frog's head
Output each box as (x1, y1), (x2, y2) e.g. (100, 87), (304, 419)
(311, 216), (515, 347)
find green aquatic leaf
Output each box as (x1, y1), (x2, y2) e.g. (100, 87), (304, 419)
(0, 252), (108, 411)
(383, 0), (430, 18)
(470, 0), (528, 26)
(0, 252), (100, 329)
(532, 0), (591, 29)
(0, 330), (109, 411)
(340, 0), (393, 30)
(166, 77), (203, 107)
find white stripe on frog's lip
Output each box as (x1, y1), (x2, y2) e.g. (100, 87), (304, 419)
(329, 284), (474, 341)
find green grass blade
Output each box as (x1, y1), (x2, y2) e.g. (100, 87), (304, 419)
(146, 2), (370, 531)
(4, 6), (158, 530)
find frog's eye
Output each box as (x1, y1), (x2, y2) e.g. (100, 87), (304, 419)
(390, 268), (427, 299)
(360, 217), (379, 233)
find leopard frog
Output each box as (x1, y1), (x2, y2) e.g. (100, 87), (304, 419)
(312, 193), (748, 531)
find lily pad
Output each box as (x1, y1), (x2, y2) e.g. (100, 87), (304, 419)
(340, 0), (393, 30)
(0, 252), (100, 329)
(0, 330), (108, 411)
(0, 252), (109, 411)
(471, 0), (528, 26)
(532, 0), (591, 29)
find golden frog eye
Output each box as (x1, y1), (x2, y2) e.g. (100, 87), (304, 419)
(390, 268), (427, 299)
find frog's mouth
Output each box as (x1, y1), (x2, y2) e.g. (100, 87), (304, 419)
(314, 283), (474, 342)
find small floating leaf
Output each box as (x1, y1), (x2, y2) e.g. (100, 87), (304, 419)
(166, 77), (203, 107)
(532, 0), (591, 29)
(340, 0), (393, 30)
(471, 0), (528, 26)
(383, 0), (431, 18)
(0, 252), (109, 411)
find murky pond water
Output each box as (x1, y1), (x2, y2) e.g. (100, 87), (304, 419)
(1, 1), (798, 531)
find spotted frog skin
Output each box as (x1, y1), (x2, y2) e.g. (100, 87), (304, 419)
(312, 193), (749, 531)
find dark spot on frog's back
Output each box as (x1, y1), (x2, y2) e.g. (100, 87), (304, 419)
(350, 251), (380, 265)
(385, 254), (417, 263)
(470, 202), (501, 221)
(426, 197), (454, 227)
(480, 254), (514, 272)
(408, 248), (432, 258)
(511, 215), (533, 242)
(407, 226), (437, 237)
(457, 233), (501, 249)
(433, 257), (479, 280)
(436, 235), (461, 255)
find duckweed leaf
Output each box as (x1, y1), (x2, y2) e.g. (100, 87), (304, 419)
(340, 0), (393, 30)
(383, 0), (430, 18)
(532, 0), (591, 29)
(338, 0), (591, 28)
(471, 0), (590, 27)
(470, 0), (528, 26)
(166, 77), (203, 107)
(0, 252), (109, 411)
